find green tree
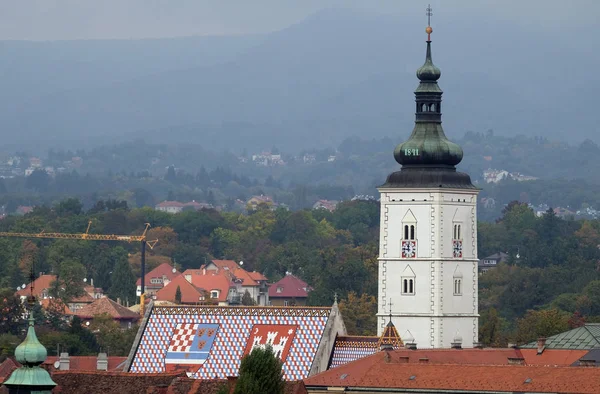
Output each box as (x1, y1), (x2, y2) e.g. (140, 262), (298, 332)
(0, 334), (20, 362)
(515, 309), (570, 344)
(49, 259), (86, 303)
(241, 290), (256, 306)
(89, 313), (137, 356)
(175, 285), (182, 304)
(0, 289), (24, 335)
(109, 254), (136, 304)
(233, 345), (284, 394)
(338, 292), (377, 336)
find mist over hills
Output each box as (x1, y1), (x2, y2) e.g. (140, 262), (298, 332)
(0, 8), (596, 154)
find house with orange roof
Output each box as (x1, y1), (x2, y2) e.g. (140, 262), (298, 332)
(198, 260), (269, 305)
(15, 274), (97, 314)
(136, 262), (180, 297)
(153, 275), (216, 305)
(179, 270), (237, 305)
(75, 297), (140, 329)
(154, 200), (185, 213)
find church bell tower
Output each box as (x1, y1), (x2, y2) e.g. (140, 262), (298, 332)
(377, 10), (479, 348)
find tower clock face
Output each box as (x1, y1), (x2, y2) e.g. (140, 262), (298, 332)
(453, 240), (463, 258)
(401, 240), (417, 258)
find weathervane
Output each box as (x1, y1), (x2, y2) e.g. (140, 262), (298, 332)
(388, 298), (393, 322)
(426, 4), (433, 41)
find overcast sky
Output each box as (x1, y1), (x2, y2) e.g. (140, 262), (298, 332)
(0, 0), (597, 41)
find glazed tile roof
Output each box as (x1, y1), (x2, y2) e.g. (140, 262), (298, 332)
(305, 351), (600, 393)
(75, 297), (141, 321)
(154, 274), (206, 304)
(521, 324), (600, 350)
(128, 304), (342, 381)
(269, 274), (310, 298)
(328, 336), (381, 369)
(136, 262), (180, 286)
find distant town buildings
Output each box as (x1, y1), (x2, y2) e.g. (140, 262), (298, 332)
(251, 152), (285, 166)
(312, 200), (338, 212)
(478, 252), (508, 273)
(483, 168), (538, 183)
(154, 200), (213, 214)
(268, 273), (311, 306)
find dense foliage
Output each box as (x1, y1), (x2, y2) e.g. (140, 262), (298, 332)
(234, 345), (284, 394)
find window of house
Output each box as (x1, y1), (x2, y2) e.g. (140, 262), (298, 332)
(277, 287), (283, 293)
(210, 291), (219, 299)
(284, 300), (289, 306)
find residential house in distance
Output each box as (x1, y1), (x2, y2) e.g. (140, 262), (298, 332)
(269, 273), (311, 306)
(312, 200), (338, 212)
(182, 260), (269, 306)
(75, 297), (140, 328)
(153, 274), (215, 305)
(478, 252), (508, 273)
(15, 274), (99, 313)
(15, 205), (33, 215)
(251, 152), (285, 166)
(246, 195), (275, 211)
(136, 262), (180, 297)
(154, 201), (184, 213)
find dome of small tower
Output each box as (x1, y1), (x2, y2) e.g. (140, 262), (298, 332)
(14, 313), (48, 365)
(416, 42), (441, 82)
(394, 126), (463, 166)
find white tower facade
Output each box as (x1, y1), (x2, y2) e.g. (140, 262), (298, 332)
(377, 22), (479, 348)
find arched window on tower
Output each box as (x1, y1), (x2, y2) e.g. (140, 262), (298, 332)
(421, 103), (428, 112)
(404, 225), (409, 240)
(401, 265), (416, 296)
(453, 266), (463, 296)
(410, 225), (415, 240)
(429, 103), (436, 112)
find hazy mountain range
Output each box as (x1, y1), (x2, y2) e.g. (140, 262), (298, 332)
(0, 8), (596, 154)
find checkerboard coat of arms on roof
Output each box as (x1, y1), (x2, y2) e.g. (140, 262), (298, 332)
(164, 323), (219, 375)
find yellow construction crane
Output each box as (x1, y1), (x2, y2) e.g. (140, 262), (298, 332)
(0, 221), (158, 295)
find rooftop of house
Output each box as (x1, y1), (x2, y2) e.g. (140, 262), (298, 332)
(155, 200), (185, 208)
(136, 262), (180, 286)
(521, 324), (600, 350)
(269, 274), (310, 298)
(43, 356), (127, 372)
(185, 272), (233, 303)
(154, 274), (207, 304)
(40, 298), (73, 315)
(305, 350), (600, 393)
(15, 274), (55, 298)
(75, 297), (141, 321)
(201, 259), (267, 286)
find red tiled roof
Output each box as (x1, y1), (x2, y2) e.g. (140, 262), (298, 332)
(208, 260), (240, 271)
(520, 349), (588, 366)
(136, 262), (180, 286)
(75, 297), (140, 321)
(15, 274), (56, 298)
(269, 274), (310, 298)
(71, 292), (95, 303)
(154, 275), (205, 304)
(44, 356), (127, 371)
(186, 272), (233, 302)
(203, 260), (261, 287)
(0, 358), (19, 380)
(304, 350), (600, 393)
(248, 271), (268, 281)
(40, 298), (73, 315)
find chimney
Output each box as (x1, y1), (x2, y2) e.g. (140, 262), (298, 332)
(473, 342), (484, 349)
(380, 343), (394, 352)
(536, 337), (547, 355)
(59, 352), (70, 370)
(117, 297), (121, 305)
(97, 352), (108, 371)
(508, 343), (518, 349)
(406, 342), (417, 350)
(203, 268), (206, 275)
(507, 357), (525, 366)
(91, 278), (94, 288)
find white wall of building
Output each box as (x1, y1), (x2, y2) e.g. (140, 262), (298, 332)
(377, 188), (479, 348)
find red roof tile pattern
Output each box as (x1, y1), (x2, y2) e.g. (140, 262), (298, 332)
(269, 274), (310, 298)
(136, 262), (180, 286)
(44, 356), (127, 371)
(305, 350), (600, 393)
(154, 275), (206, 304)
(0, 358), (19, 380)
(155, 201), (185, 208)
(248, 271), (268, 281)
(75, 297), (140, 320)
(185, 272), (233, 302)
(15, 274), (55, 298)
(520, 348), (588, 366)
(40, 298), (73, 315)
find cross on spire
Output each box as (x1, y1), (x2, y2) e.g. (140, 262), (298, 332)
(426, 5), (433, 41)
(28, 262), (36, 307)
(333, 292), (338, 304)
(388, 298), (393, 321)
